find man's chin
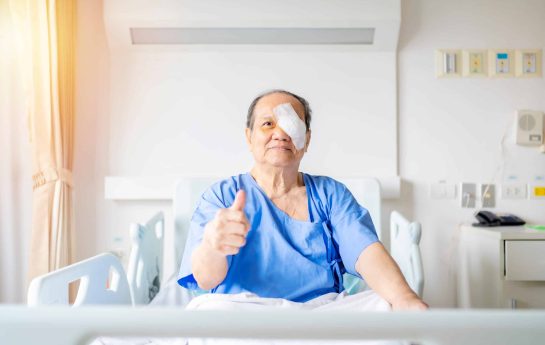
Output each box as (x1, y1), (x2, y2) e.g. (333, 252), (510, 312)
(266, 158), (297, 168)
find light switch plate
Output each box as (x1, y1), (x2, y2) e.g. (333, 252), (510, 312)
(436, 49), (462, 78)
(460, 183), (476, 208)
(481, 184), (495, 208)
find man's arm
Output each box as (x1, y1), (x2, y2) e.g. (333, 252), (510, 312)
(191, 241), (230, 290)
(355, 242), (428, 310)
(192, 190), (249, 290)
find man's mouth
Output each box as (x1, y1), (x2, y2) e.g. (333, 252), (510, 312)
(268, 146), (292, 151)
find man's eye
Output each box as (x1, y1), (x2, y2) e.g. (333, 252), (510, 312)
(262, 121), (273, 127)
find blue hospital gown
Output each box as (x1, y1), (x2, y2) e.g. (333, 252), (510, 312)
(177, 173), (379, 302)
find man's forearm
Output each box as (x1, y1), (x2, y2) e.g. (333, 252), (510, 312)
(191, 242), (229, 290)
(355, 242), (418, 304)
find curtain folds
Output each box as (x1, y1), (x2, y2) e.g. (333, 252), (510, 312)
(10, 0), (77, 283)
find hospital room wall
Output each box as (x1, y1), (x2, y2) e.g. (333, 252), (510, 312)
(72, 0), (545, 308)
(74, 0), (110, 274)
(387, 0), (545, 307)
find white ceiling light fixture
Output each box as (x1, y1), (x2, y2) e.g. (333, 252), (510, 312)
(104, 0), (400, 51)
(130, 27), (376, 45)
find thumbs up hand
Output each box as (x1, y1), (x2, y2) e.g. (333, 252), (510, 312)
(202, 190), (250, 256)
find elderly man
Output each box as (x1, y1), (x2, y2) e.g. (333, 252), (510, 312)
(178, 89), (427, 311)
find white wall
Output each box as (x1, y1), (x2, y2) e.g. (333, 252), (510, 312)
(392, 0), (545, 307)
(74, 0), (110, 262)
(107, 48), (397, 177)
(74, 0), (545, 307)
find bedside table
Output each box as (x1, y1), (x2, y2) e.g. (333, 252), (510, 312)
(457, 224), (545, 309)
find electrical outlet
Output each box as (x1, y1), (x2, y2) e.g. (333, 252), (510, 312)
(430, 182), (456, 199)
(489, 49), (515, 77)
(515, 49), (542, 77)
(481, 184), (495, 208)
(460, 183), (476, 208)
(463, 50), (488, 77)
(501, 183), (527, 199)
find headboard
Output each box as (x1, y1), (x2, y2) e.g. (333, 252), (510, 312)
(172, 177), (220, 273)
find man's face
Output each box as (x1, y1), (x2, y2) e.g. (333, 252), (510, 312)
(245, 93), (311, 169)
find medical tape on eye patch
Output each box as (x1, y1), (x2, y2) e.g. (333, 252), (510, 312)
(273, 103), (307, 150)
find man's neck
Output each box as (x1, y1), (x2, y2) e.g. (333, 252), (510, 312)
(250, 165), (302, 198)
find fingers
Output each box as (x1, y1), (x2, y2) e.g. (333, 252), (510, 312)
(221, 234), (246, 248)
(216, 209), (250, 227)
(203, 189), (250, 256)
(216, 208), (250, 232)
(205, 231), (246, 255)
(230, 190), (246, 211)
(214, 217), (249, 236)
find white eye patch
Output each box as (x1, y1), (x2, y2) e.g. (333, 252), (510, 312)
(272, 103), (307, 150)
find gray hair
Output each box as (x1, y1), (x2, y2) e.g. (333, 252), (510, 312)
(246, 89), (312, 131)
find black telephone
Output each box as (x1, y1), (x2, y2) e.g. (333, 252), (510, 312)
(473, 210), (525, 227)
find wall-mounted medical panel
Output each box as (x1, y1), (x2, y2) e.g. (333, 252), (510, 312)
(436, 48), (543, 79)
(488, 49), (515, 78)
(516, 110), (544, 146)
(515, 49), (542, 78)
(435, 49), (462, 78)
(462, 50), (488, 77)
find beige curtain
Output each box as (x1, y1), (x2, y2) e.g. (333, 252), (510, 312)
(10, 0), (77, 283)
(0, 0), (33, 303)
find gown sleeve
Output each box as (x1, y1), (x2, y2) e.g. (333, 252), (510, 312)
(177, 184), (231, 290)
(328, 182), (379, 277)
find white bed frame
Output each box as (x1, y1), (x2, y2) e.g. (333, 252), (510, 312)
(27, 253), (132, 306)
(3, 306), (545, 345)
(127, 211), (165, 304)
(390, 211), (424, 297)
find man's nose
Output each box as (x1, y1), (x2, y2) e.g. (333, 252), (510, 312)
(272, 126), (290, 141)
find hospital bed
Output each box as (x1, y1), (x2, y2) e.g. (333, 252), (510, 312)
(19, 177), (439, 344)
(28, 177), (423, 306)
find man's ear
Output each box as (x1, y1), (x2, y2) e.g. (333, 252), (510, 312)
(245, 127), (252, 150)
(304, 130), (311, 152)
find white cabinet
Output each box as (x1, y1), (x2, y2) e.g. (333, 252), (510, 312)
(504, 241), (545, 281)
(457, 225), (545, 309)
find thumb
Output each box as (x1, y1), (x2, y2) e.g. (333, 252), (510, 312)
(230, 190), (246, 211)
